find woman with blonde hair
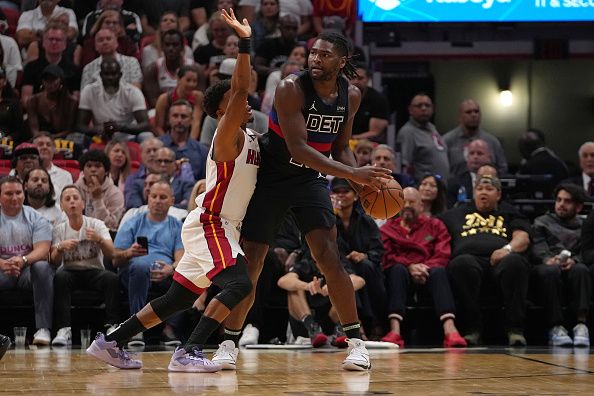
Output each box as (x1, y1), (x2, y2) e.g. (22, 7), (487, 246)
(141, 11), (194, 70)
(154, 65), (204, 139)
(104, 140), (132, 194)
(76, 10), (139, 67)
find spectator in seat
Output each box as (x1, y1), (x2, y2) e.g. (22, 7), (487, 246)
(160, 99), (208, 182)
(124, 137), (164, 209)
(192, 4), (235, 50)
(0, 66), (26, 143)
(23, 167), (62, 225)
(119, 172), (188, 229)
(349, 63), (390, 144)
(277, 244), (365, 348)
(0, 176), (53, 346)
(443, 99), (508, 178)
(0, 26), (23, 88)
(141, 11), (194, 70)
(20, 23), (80, 107)
(50, 185), (120, 346)
(81, 0), (142, 44)
(153, 147), (194, 209)
(312, 1), (356, 37)
(16, 0), (78, 50)
(517, 128), (569, 199)
(76, 9), (139, 69)
(31, 132), (73, 199)
(531, 184), (591, 347)
(26, 65), (78, 140)
(113, 180), (185, 347)
(80, 28), (142, 91)
(74, 150), (125, 231)
(441, 174), (531, 346)
(154, 65), (204, 140)
(251, 0), (280, 50)
(254, 13), (298, 80)
(446, 139), (492, 208)
(380, 187), (466, 348)
(104, 140), (131, 194)
(353, 139), (373, 167)
(77, 57), (152, 143)
(261, 58), (303, 115)
(370, 144), (415, 189)
(418, 173), (447, 216)
(331, 177), (386, 340)
(144, 29), (194, 108)
(9, 143), (41, 182)
(397, 93), (449, 183)
(563, 141), (594, 199)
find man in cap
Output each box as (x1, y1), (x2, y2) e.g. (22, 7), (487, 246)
(440, 174), (532, 346)
(9, 143), (41, 181)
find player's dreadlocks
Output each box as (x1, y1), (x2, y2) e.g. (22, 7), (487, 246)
(316, 31), (358, 80)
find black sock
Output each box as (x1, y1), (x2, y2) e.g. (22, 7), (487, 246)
(184, 316), (221, 350)
(342, 322), (361, 339)
(223, 327), (242, 345)
(105, 315), (146, 347)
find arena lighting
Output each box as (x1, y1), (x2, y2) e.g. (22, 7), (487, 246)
(499, 90), (513, 107)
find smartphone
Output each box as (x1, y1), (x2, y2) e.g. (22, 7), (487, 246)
(136, 236), (149, 253)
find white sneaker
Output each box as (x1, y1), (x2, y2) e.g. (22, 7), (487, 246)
(573, 323), (590, 347)
(342, 338), (371, 371)
(238, 324), (259, 346)
(127, 333), (145, 348)
(52, 327), (72, 346)
(293, 336), (312, 346)
(32, 328), (51, 346)
(212, 340), (238, 370)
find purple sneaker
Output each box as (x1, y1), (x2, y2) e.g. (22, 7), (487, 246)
(86, 332), (142, 369)
(168, 346), (222, 373)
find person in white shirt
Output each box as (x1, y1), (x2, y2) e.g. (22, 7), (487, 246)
(77, 57), (152, 142)
(32, 132), (73, 199)
(80, 28), (142, 91)
(23, 167), (63, 226)
(16, 0), (78, 50)
(0, 34), (22, 88)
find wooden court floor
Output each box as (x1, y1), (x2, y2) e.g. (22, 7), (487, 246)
(2, 346), (594, 395)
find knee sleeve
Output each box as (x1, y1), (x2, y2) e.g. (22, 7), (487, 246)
(150, 280), (200, 321)
(212, 257), (253, 310)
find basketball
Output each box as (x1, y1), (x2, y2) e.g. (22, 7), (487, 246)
(358, 178), (404, 220)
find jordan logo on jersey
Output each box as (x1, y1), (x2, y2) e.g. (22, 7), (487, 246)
(246, 148), (260, 166)
(309, 101), (317, 111)
(305, 114), (344, 134)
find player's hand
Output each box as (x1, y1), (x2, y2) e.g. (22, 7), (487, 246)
(350, 166), (393, 192)
(221, 8), (251, 38)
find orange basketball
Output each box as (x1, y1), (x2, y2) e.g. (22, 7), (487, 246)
(358, 178), (404, 220)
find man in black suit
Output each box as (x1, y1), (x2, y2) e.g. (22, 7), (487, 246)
(517, 129), (569, 199)
(563, 141), (594, 199)
(446, 139), (492, 207)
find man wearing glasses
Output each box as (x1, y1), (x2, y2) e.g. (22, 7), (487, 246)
(396, 93), (450, 183)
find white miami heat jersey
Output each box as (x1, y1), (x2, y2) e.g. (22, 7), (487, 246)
(195, 128), (260, 223)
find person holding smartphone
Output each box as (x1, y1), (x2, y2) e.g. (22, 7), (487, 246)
(112, 180), (185, 347)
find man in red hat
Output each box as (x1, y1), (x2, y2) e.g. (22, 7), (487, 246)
(9, 143), (41, 182)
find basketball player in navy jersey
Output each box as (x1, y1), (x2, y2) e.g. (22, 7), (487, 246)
(86, 9), (259, 372)
(213, 32), (392, 371)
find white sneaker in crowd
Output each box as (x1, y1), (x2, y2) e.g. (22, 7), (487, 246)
(32, 328), (51, 346)
(238, 324), (259, 346)
(51, 327), (72, 346)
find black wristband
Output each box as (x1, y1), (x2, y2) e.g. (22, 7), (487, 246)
(238, 37), (251, 54)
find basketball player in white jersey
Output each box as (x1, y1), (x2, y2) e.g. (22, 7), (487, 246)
(87, 9), (257, 372)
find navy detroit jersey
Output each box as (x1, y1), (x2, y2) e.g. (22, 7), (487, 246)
(263, 71), (349, 178)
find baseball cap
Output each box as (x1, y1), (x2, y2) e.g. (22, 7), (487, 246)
(218, 58), (237, 79)
(14, 142), (39, 158)
(330, 177), (354, 192)
(41, 64), (64, 80)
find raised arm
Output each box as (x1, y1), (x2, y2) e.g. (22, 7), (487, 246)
(212, 9), (251, 163)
